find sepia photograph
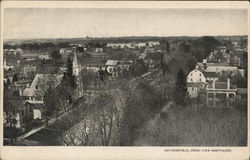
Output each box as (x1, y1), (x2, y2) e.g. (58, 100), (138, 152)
(0, 1), (249, 159)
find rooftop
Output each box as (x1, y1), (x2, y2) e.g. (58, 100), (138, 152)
(106, 60), (119, 66)
(203, 72), (218, 78)
(207, 81), (236, 90)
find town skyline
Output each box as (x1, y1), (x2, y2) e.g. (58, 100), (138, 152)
(4, 8), (247, 39)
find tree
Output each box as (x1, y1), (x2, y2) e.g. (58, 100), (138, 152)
(191, 36), (219, 61)
(178, 43), (191, 55)
(131, 59), (148, 76)
(12, 73), (18, 82)
(174, 69), (188, 105)
(159, 39), (170, 53)
(186, 56), (198, 72)
(49, 50), (62, 63)
(93, 93), (116, 146)
(43, 86), (58, 123)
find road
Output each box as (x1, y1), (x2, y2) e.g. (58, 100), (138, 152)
(17, 110), (70, 141)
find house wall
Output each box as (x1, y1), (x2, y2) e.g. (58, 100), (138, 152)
(34, 109), (42, 119)
(206, 66), (238, 75)
(187, 69), (206, 83)
(106, 65), (119, 77)
(187, 87), (199, 98)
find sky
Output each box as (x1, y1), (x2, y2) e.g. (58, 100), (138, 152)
(4, 8), (248, 39)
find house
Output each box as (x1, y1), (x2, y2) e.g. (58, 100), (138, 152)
(186, 68), (207, 98)
(187, 82), (207, 98)
(22, 74), (63, 119)
(148, 41), (160, 47)
(187, 68), (206, 83)
(3, 88), (33, 128)
(95, 48), (103, 53)
(38, 53), (51, 60)
(59, 47), (77, 57)
(202, 72), (219, 82)
(119, 60), (133, 71)
(8, 80), (32, 96)
(197, 60), (239, 76)
(206, 78), (237, 107)
(105, 60), (120, 78)
(187, 67), (219, 98)
(23, 65), (37, 79)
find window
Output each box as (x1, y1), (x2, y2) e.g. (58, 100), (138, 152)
(200, 73), (202, 76)
(208, 93), (214, 98)
(229, 93), (234, 98)
(192, 88), (194, 91)
(216, 93), (226, 99)
(200, 78), (201, 82)
(191, 78), (193, 82)
(190, 73), (192, 76)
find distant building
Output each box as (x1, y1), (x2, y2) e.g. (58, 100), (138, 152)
(105, 60), (120, 78)
(23, 65), (37, 78)
(38, 53), (51, 60)
(95, 48), (103, 53)
(119, 60), (133, 71)
(59, 47), (76, 57)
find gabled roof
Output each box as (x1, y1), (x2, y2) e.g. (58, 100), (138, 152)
(197, 62), (229, 68)
(23, 88), (44, 97)
(207, 81), (236, 90)
(106, 60), (119, 66)
(30, 74), (63, 89)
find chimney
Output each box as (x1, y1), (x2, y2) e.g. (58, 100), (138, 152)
(212, 80), (215, 89)
(227, 78), (230, 89)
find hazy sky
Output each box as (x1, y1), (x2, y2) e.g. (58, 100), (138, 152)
(4, 8), (247, 39)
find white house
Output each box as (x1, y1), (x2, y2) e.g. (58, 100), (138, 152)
(187, 67), (219, 98)
(187, 68), (206, 83)
(105, 60), (120, 78)
(187, 68), (207, 98)
(22, 74), (63, 119)
(95, 48), (103, 53)
(38, 53), (51, 60)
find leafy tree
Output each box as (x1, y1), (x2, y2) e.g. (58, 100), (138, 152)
(59, 56), (78, 105)
(186, 56), (198, 72)
(12, 73), (18, 82)
(43, 86), (58, 119)
(174, 69), (188, 105)
(178, 43), (191, 54)
(159, 39), (170, 52)
(131, 59), (148, 76)
(50, 50), (62, 62)
(191, 36), (219, 61)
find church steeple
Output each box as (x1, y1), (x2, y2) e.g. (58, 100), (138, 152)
(72, 48), (79, 76)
